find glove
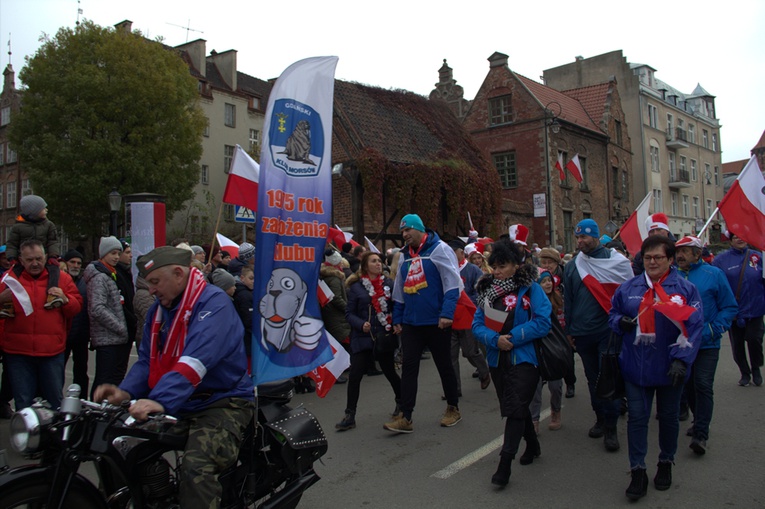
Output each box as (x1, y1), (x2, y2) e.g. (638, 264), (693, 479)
(619, 316), (637, 332)
(667, 360), (687, 387)
(736, 318), (746, 328)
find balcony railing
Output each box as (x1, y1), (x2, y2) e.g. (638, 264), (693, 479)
(666, 127), (689, 149)
(668, 168), (691, 188)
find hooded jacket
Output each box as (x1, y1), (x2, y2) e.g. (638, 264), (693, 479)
(713, 246), (765, 319)
(319, 264), (351, 341)
(83, 261), (129, 348)
(6, 215), (60, 260)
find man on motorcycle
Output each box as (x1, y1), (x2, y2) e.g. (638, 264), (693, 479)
(94, 245), (255, 509)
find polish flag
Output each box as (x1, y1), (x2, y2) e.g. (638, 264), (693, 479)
(718, 155), (765, 251)
(328, 226), (360, 248)
(365, 236), (381, 254)
(566, 153), (584, 183)
(215, 232), (240, 259)
(618, 193), (652, 257)
(222, 145), (260, 211)
(307, 332), (350, 398)
(452, 291), (477, 330)
(555, 152), (566, 181)
(317, 279), (335, 307)
(574, 251), (633, 313)
(483, 305), (509, 333)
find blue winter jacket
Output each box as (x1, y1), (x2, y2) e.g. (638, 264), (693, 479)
(460, 261), (484, 304)
(472, 283), (552, 368)
(609, 267), (703, 387)
(392, 230), (461, 326)
(678, 260), (738, 350)
(712, 247), (765, 319)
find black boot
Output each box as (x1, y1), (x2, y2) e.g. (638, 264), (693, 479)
(588, 416), (605, 438)
(604, 426), (620, 452)
(519, 438), (541, 465)
(335, 411), (356, 431)
(491, 453), (512, 487)
(626, 468), (648, 500)
(654, 461), (672, 490)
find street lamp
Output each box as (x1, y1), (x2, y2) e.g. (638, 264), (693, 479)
(108, 188), (122, 237)
(545, 101), (562, 133)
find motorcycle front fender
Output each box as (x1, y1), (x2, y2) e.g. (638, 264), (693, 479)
(0, 465), (108, 509)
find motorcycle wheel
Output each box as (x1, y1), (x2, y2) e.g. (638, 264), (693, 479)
(0, 482), (105, 508)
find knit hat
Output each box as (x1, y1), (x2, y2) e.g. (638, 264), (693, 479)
(539, 247), (561, 265)
(575, 219), (599, 238)
(399, 214), (425, 232)
(98, 236), (123, 259)
(537, 268), (553, 282)
(508, 224), (529, 246)
(645, 213), (670, 232)
(210, 268), (236, 293)
(119, 239), (130, 251)
(324, 249), (343, 267)
(190, 245), (204, 256)
(20, 195), (47, 219)
(238, 242), (255, 261)
(675, 236), (703, 249)
(63, 249), (84, 262)
(448, 239), (466, 251)
(136, 246), (192, 278)
(600, 234), (612, 244)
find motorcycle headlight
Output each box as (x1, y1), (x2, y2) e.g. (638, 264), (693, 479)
(10, 406), (55, 453)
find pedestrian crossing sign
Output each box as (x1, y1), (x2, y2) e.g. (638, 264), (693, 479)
(235, 206), (256, 223)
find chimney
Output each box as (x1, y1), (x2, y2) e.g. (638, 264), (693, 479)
(114, 20), (133, 33)
(575, 55), (583, 62)
(488, 51), (509, 68)
(207, 49), (237, 91)
(176, 39), (207, 77)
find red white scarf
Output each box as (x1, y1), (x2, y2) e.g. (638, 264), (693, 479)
(148, 267), (207, 389)
(635, 271), (696, 348)
(404, 233), (429, 294)
(361, 275), (392, 329)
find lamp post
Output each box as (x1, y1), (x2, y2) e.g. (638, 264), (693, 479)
(108, 189), (122, 237)
(543, 101), (562, 246)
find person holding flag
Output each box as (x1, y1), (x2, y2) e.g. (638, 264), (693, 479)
(563, 219), (633, 452)
(609, 235), (703, 501)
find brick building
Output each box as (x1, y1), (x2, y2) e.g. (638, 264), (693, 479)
(0, 64), (28, 246)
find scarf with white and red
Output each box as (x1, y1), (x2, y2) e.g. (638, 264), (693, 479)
(361, 274), (392, 329)
(634, 270), (696, 348)
(148, 267), (207, 389)
(403, 233), (429, 294)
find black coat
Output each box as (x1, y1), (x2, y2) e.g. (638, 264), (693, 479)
(232, 281), (253, 357)
(345, 275), (394, 354)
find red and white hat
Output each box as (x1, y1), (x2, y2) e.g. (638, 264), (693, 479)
(464, 243), (478, 257)
(675, 236), (703, 249)
(508, 224), (529, 246)
(645, 213), (670, 232)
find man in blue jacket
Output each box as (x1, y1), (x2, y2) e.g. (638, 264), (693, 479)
(675, 236), (737, 455)
(384, 214), (463, 433)
(713, 231), (765, 387)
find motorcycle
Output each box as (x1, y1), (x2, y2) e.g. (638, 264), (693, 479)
(0, 380), (327, 508)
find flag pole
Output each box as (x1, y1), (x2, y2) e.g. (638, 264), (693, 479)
(208, 201), (225, 265)
(697, 207), (720, 240)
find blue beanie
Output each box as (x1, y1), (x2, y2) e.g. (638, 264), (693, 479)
(575, 219), (600, 238)
(399, 214), (425, 232)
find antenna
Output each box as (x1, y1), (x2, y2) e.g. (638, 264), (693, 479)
(76, 0), (83, 26)
(7, 34), (11, 67)
(166, 20), (204, 43)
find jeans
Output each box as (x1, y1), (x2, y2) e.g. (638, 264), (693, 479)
(345, 349), (401, 414)
(575, 332), (621, 427)
(686, 348), (720, 440)
(729, 317), (764, 377)
(400, 324), (459, 419)
(624, 380), (683, 469)
(530, 378), (562, 420)
(5, 352), (65, 410)
(91, 343), (133, 400)
(450, 328), (489, 393)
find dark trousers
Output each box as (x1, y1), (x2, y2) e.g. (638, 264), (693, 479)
(400, 324), (459, 419)
(686, 348), (719, 441)
(0, 358), (13, 405)
(345, 348), (401, 414)
(729, 317), (764, 377)
(490, 362), (539, 458)
(65, 334), (90, 397)
(91, 343), (132, 400)
(575, 332), (621, 427)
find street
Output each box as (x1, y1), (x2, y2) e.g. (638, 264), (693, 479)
(1, 337), (764, 508)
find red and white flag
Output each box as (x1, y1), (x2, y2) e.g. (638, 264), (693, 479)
(222, 145), (260, 211)
(575, 251), (633, 313)
(718, 155), (765, 251)
(328, 226), (360, 248)
(215, 232), (239, 259)
(317, 279), (335, 307)
(555, 151), (566, 181)
(566, 153), (584, 183)
(307, 332), (350, 398)
(365, 236), (381, 254)
(483, 304), (509, 333)
(619, 193), (652, 257)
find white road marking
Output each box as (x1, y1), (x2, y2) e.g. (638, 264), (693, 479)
(431, 407), (551, 479)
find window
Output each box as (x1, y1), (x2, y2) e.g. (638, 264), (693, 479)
(489, 95), (512, 125)
(21, 179), (31, 196)
(0, 184), (3, 208)
(201, 165), (209, 185)
(691, 159), (697, 181)
(7, 181), (16, 209)
(612, 167), (620, 197)
(688, 124), (695, 144)
(224, 145), (235, 174)
(648, 104), (658, 128)
(578, 156), (588, 190)
(7, 146), (16, 163)
(0, 107), (9, 126)
(653, 188), (663, 212)
(712, 133), (718, 152)
(563, 211), (573, 253)
(679, 156), (687, 177)
(704, 163), (711, 184)
(666, 113), (673, 133)
(682, 195), (689, 217)
(0, 144), (4, 166)
(706, 199), (713, 219)
(702, 129), (709, 149)
(669, 152), (676, 179)
(693, 197), (700, 218)
(249, 97), (261, 110)
(714, 165), (720, 185)
(224, 103), (236, 127)
(650, 145), (660, 172)
(249, 129), (260, 151)
(614, 120), (623, 146)
(493, 152), (517, 188)
(678, 119), (685, 131)
(203, 123), (210, 137)
(558, 151), (571, 186)
(223, 204), (235, 221)
(671, 191), (679, 215)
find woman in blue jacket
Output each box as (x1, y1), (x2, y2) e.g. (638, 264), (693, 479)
(472, 239), (551, 487)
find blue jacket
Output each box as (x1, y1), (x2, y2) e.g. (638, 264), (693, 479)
(472, 283), (552, 368)
(609, 268), (703, 387)
(392, 230), (461, 326)
(678, 260), (737, 349)
(345, 275), (394, 354)
(120, 284), (254, 416)
(460, 261), (484, 304)
(712, 247), (765, 319)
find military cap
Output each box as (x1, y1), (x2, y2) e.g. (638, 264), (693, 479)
(137, 246), (192, 278)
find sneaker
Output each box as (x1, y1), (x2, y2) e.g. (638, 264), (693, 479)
(654, 461), (672, 490)
(384, 415), (413, 434)
(440, 405), (462, 427)
(753, 369), (763, 387)
(625, 468), (648, 500)
(44, 295), (64, 310)
(548, 410), (562, 431)
(679, 403), (690, 422)
(690, 437), (707, 455)
(738, 375), (751, 387)
(335, 413), (356, 431)
(565, 385), (575, 398)
(604, 426), (620, 452)
(588, 419), (605, 438)
(480, 374), (491, 390)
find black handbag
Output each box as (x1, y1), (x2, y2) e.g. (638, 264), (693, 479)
(369, 306), (398, 355)
(595, 332), (625, 400)
(534, 315), (572, 381)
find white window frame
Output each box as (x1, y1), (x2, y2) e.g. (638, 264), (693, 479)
(682, 195), (689, 217)
(7, 181), (16, 209)
(249, 129), (260, 151)
(669, 152), (676, 179)
(653, 188), (663, 212)
(224, 103), (236, 127)
(688, 124), (695, 144)
(648, 104), (658, 128)
(702, 130), (709, 148)
(0, 107), (9, 126)
(671, 191), (679, 215)
(201, 164), (209, 185)
(693, 196), (700, 218)
(691, 159), (698, 182)
(224, 145), (235, 174)
(650, 145), (660, 172)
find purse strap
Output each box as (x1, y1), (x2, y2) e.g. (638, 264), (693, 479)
(735, 249), (749, 300)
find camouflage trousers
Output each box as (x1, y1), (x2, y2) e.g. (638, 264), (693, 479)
(172, 397), (255, 509)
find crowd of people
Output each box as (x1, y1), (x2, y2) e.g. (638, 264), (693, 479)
(0, 197), (762, 505)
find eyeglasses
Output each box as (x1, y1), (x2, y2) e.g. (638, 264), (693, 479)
(643, 255), (668, 263)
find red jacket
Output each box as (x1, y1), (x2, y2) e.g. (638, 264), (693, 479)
(0, 269), (82, 356)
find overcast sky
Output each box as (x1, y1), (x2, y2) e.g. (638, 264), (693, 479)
(2, 0), (762, 163)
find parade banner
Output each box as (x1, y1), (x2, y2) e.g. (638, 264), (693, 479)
(129, 201), (166, 281)
(252, 56), (339, 385)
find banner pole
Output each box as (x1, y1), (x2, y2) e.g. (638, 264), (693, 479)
(209, 201), (225, 265)
(697, 207), (719, 240)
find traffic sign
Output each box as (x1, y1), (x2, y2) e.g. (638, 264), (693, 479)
(235, 206), (256, 223)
